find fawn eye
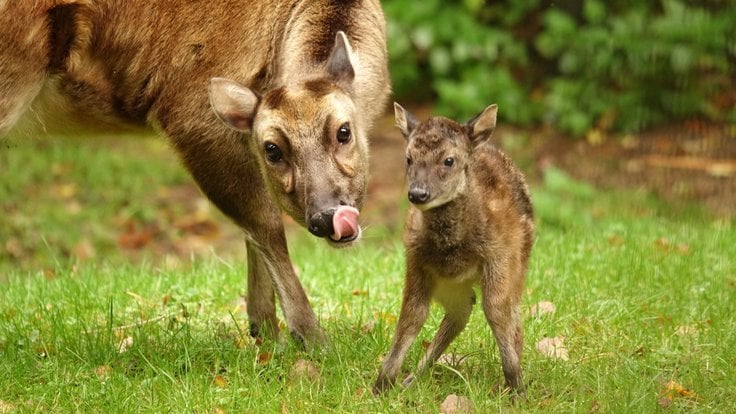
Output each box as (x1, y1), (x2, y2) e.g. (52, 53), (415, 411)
(264, 142), (283, 163)
(406, 156), (413, 166)
(336, 123), (351, 143)
(444, 157), (455, 167)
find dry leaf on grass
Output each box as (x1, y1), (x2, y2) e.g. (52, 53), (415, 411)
(658, 380), (697, 407)
(94, 365), (112, 380)
(257, 352), (272, 365)
(530, 301), (557, 317)
(0, 400), (16, 414)
(440, 394), (474, 414)
(536, 336), (569, 361)
(118, 336), (134, 353)
(675, 325), (698, 337)
(213, 374), (227, 388)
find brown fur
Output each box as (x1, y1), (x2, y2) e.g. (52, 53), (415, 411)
(0, 0), (390, 348)
(373, 103), (534, 395)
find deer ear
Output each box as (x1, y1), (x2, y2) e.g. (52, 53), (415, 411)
(208, 77), (259, 132)
(394, 102), (419, 141)
(326, 31), (355, 86)
(466, 104), (498, 146)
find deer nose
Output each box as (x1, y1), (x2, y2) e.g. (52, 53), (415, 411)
(408, 187), (430, 204)
(307, 209), (336, 237)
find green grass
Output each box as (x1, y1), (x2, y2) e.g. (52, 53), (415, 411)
(1, 135), (734, 412)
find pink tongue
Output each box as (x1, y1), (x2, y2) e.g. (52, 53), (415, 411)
(330, 206), (360, 241)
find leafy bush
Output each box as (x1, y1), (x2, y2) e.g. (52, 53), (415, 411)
(384, 0), (736, 136)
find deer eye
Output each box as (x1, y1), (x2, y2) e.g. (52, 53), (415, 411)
(444, 157), (455, 167)
(336, 123), (351, 143)
(406, 156), (413, 166)
(264, 142), (283, 163)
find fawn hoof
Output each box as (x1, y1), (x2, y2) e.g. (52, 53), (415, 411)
(372, 375), (395, 396)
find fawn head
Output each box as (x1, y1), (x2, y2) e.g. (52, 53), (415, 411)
(394, 102), (498, 210)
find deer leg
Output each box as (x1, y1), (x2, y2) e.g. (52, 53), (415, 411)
(405, 283), (475, 387)
(245, 239), (279, 339)
(373, 267), (431, 395)
(158, 101), (323, 347)
(481, 265), (525, 395)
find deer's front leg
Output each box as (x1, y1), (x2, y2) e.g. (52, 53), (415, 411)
(373, 264), (431, 394)
(162, 112), (323, 348)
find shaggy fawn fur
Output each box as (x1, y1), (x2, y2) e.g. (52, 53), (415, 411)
(373, 103), (534, 395)
(0, 0), (390, 348)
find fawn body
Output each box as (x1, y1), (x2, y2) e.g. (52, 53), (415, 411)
(374, 103), (534, 395)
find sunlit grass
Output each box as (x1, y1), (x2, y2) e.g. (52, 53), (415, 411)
(0, 135), (734, 412)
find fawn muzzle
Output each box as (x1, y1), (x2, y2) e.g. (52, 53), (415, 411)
(408, 186), (430, 204)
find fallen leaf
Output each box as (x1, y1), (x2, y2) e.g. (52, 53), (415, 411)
(117, 221), (157, 250)
(213, 374), (227, 388)
(440, 394), (474, 414)
(536, 337), (569, 361)
(530, 301), (557, 317)
(663, 381), (696, 398)
(288, 359), (321, 384)
(0, 400), (16, 414)
(658, 380), (697, 407)
(94, 365), (112, 380)
(118, 336), (134, 353)
(257, 352), (272, 365)
(675, 325), (698, 337)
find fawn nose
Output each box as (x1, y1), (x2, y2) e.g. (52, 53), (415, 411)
(408, 187), (430, 204)
(307, 209), (336, 237)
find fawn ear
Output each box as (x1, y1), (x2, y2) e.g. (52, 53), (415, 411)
(326, 31), (355, 87)
(466, 104), (498, 146)
(394, 102), (419, 141)
(209, 77), (260, 132)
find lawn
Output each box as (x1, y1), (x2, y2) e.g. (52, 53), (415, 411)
(0, 134), (734, 412)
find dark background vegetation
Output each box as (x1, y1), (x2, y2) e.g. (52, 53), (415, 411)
(384, 0), (736, 136)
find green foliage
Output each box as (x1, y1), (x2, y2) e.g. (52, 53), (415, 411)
(385, 0), (736, 136)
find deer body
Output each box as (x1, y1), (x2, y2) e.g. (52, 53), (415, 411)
(1, 0), (390, 347)
(374, 104), (534, 395)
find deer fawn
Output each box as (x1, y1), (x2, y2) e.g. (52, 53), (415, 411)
(374, 103), (534, 396)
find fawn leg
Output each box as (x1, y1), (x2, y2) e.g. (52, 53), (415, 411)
(481, 265), (525, 394)
(373, 265), (431, 394)
(404, 280), (476, 387)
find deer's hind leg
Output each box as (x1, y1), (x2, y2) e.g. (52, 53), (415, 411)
(481, 262), (525, 395)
